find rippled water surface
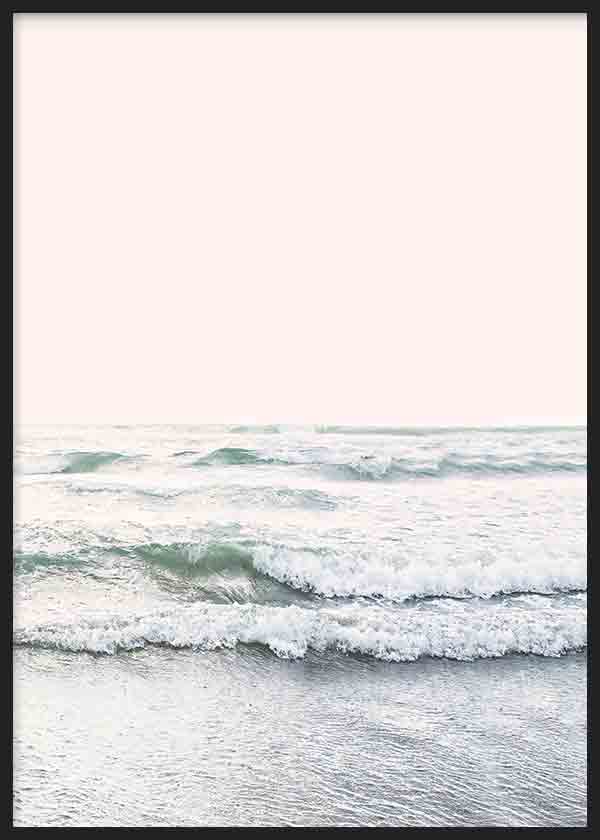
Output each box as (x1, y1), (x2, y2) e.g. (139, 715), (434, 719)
(13, 424), (587, 826)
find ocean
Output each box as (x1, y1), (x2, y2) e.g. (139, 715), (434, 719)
(13, 424), (588, 826)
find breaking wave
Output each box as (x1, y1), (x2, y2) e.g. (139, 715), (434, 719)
(13, 595), (586, 660)
(17, 536), (584, 605)
(132, 542), (256, 576)
(250, 545), (587, 601)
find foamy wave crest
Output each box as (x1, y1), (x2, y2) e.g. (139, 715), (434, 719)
(435, 455), (586, 477)
(343, 455), (395, 480)
(338, 455), (587, 481)
(13, 596), (586, 660)
(252, 546), (587, 600)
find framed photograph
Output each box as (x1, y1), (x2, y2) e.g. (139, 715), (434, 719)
(11, 11), (589, 828)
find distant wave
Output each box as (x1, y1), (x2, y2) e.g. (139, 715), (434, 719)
(324, 454), (586, 481)
(59, 452), (129, 474)
(315, 425), (585, 436)
(178, 447), (586, 479)
(337, 455), (587, 481)
(61, 484), (188, 501)
(190, 447), (284, 467)
(18, 446), (587, 481)
(227, 425), (281, 434)
(18, 451), (134, 475)
(60, 482), (339, 510)
(317, 425), (446, 436)
(191, 485), (338, 510)
(13, 595), (586, 660)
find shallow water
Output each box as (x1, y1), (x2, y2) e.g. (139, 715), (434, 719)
(13, 425), (587, 826)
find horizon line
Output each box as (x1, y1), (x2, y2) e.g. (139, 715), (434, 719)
(13, 421), (587, 429)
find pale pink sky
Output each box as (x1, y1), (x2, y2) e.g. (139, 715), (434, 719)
(14, 14), (587, 426)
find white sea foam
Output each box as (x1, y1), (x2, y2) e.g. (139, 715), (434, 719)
(251, 545), (587, 600)
(14, 595), (586, 660)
